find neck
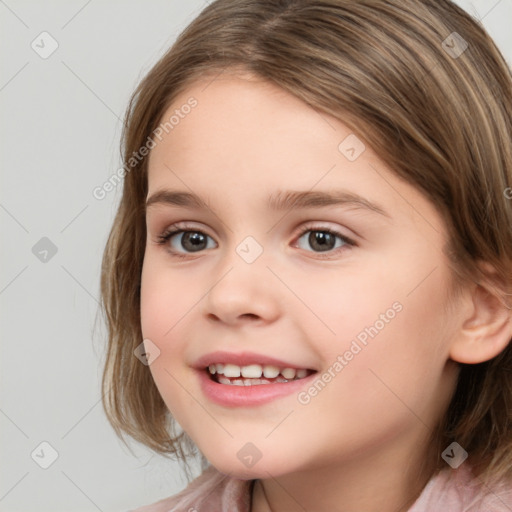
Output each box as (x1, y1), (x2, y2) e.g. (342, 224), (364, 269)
(251, 427), (439, 512)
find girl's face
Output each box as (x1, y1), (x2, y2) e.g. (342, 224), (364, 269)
(141, 74), (464, 479)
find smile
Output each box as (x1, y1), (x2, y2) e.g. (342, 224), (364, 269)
(207, 363), (314, 386)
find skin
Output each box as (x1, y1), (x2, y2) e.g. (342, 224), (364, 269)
(140, 72), (511, 511)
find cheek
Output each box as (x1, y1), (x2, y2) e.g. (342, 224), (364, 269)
(140, 254), (195, 344)
(345, 298), (449, 418)
(301, 251), (453, 420)
(140, 258), (199, 427)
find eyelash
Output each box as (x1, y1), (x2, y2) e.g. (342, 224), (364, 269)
(155, 223), (357, 260)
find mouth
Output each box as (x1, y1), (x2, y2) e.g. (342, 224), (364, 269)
(194, 352), (319, 406)
(206, 363), (317, 386)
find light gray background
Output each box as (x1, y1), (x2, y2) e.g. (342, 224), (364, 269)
(1, 1), (511, 511)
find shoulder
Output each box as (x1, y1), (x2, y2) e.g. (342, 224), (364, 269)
(409, 464), (512, 512)
(127, 465), (254, 512)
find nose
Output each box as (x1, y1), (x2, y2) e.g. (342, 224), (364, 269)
(201, 257), (281, 326)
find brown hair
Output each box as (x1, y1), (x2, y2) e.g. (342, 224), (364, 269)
(99, 0), (512, 487)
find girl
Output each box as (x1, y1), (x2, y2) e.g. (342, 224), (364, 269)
(100, 0), (512, 510)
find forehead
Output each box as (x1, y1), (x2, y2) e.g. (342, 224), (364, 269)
(149, 74), (367, 188)
(154, 74), (340, 159)
(146, 74), (447, 239)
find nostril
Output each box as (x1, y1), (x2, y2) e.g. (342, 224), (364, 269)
(240, 313), (259, 320)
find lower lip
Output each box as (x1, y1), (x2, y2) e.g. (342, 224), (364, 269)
(196, 369), (317, 407)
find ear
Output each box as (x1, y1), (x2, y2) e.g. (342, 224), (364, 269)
(449, 264), (512, 364)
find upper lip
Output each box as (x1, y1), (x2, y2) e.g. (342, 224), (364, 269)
(192, 351), (316, 370)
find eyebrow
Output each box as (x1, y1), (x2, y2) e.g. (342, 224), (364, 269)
(145, 189), (391, 218)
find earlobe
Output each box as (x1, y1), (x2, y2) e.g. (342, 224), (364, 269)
(449, 274), (512, 364)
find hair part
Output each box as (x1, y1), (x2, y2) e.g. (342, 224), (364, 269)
(100, 0), (512, 486)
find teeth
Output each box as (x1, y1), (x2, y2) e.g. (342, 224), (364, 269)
(217, 376), (279, 386)
(208, 362), (312, 383)
(241, 364), (263, 378)
(223, 364), (241, 378)
(263, 365), (280, 378)
(281, 368), (296, 379)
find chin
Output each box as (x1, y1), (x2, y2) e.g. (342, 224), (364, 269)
(205, 452), (297, 481)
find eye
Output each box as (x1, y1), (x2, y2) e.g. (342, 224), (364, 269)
(295, 226), (355, 256)
(155, 223), (356, 259)
(157, 227), (216, 256)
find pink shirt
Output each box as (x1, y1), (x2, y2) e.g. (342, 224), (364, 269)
(130, 464), (512, 512)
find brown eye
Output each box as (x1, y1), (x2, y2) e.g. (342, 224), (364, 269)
(296, 228), (354, 254)
(178, 231), (209, 252)
(159, 229), (216, 254)
(307, 231), (336, 252)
